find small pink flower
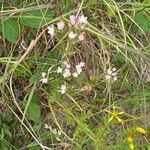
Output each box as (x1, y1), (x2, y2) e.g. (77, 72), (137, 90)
(79, 62), (85, 67)
(59, 84), (67, 94)
(57, 21), (65, 30)
(112, 72), (117, 77)
(79, 15), (88, 24)
(75, 65), (82, 74)
(40, 72), (48, 84)
(78, 32), (85, 41)
(112, 67), (117, 72)
(63, 68), (71, 78)
(107, 68), (112, 75)
(68, 31), (77, 39)
(69, 15), (76, 25)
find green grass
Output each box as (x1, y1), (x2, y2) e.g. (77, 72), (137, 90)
(0, 0), (150, 149)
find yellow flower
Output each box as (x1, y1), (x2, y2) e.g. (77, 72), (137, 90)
(136, 127), (146, 135)
(105, 105), (124, 124)
(129, 143), (134, 150)
(127, 136), (133, 143)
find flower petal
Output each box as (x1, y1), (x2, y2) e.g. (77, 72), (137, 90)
(108, 116), (114, 123)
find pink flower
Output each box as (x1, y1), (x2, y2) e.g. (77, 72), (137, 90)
(69, 15), (76, 25)
(78, 32), (85, 41)
(59, 84), (67, 94)
(68, 31), (77, 39)
(63, 68), (71, 78)
(57, 21), (65, 30)
(79, 62), (85, 67)
(105, 67), (118, 82)
(40, 72), (48, 84)
(107, 68), (112, 75)
(79, 15), (88, 24)
(75, 65), (82, 74)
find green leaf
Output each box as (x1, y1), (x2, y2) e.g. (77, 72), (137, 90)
(24, 84), (41, 121)
(30, 65), (46, 84)
(20, 9), (53, 28)
(76, 73), (86, 86)
(22, 83), (37, 122)
(134, 11), (150, 32)
(0, 19), (19, 43)
(27, 101), (41, 121)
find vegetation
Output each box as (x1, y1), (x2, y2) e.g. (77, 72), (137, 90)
(0, 0), (150, 149)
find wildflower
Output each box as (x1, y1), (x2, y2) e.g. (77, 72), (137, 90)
(59, 84), (67, 94)
(75, 65), (82, 74)
(68, 31), (77, 39)
(40, 72), (48, 84)
(127, 136), (133, 143)
(57, 67), (63, 73)
(48, 25), (54, 37)
(78, 32), (85, 41)
(79, 62), (85, 67)
(106, 67), (118, 82)
(57, 130), (62, 136)
(112, 67), (117, 72)
(113, 76), (117, 81)
(136, 127), (146, 135)
(69, 15), (76, 25)
(63, 68), (71, 78)
(44, 124), (49, 129)
(79, 15), (88, 24)
(107, 68), (112, 75)
(129, 143), (134, 150)
(57, 20), (65, 30)
(105, 105), (124, 124)
(72, 72), (79, 78)
(73, 62), (85, 76)
(63, 61), (71, 68)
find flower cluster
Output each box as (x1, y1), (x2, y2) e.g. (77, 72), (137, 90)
(105, 67), (118, 82)
(127, 135), (134, 150)
(44, 124), (62, 141)
(40, 72), (48, 84)
(68, 15), (87, 41)
(126, 127), (146, 150)
(72, 62), (85, 77)
(47, 21), (64, 37)
(57, 61), (85, 94)
(47, 14), (88, 41)
(57, 61), (85, 78)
